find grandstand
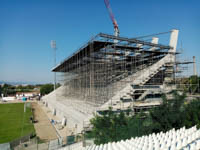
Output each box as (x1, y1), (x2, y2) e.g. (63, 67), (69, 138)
(42, 29), (179, 133)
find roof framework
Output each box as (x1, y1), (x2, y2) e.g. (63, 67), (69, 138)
(53, 33), (173, 72)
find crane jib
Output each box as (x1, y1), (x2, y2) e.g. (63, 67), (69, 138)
(104, 0), (119, 30)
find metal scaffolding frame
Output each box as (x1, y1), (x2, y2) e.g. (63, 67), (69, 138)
(52, 32), (178, 107)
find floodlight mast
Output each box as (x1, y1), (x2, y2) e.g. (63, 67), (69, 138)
(51, 40), (57, 91)
(104, 0), (120, 37)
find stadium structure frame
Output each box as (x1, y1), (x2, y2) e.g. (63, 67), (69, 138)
(52, 30), (179, 108)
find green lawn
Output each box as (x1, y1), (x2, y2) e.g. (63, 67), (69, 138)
(0, 103), (35, 143)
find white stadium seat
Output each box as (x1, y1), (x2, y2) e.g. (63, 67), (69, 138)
(59, 126), (200, 150)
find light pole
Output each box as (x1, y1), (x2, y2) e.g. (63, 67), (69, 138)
(51, 40), (57, 90)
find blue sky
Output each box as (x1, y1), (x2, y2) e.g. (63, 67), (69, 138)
(0, 0), (199, 83)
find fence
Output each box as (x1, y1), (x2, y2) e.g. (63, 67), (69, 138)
(0, 132), (93, 150)
(0, 143), (10, 150)
(9, 133), (34, 148)
(9, 135), (89, 150)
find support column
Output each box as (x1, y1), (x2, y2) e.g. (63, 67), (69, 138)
(169, 29), (179, 53)
(168, 29), (179, 63)
(150, 37), (159, 51)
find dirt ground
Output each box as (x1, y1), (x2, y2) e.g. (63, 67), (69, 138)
(39, 102), (76, 137)
(32, 102), (58, 141)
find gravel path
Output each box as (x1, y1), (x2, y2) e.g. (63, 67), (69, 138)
(32, 102), (58, 141)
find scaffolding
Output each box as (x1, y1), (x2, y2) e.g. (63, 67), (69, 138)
(52, 31), (180, 107)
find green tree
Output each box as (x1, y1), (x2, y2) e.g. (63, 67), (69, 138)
(183, 99), (200, 128)
(56, 83), (61, 89)
(2, 84), (10, 96)
(89, 108), (146, 145)
(189, 75), (199, 93)
(149, 92), (185, 133)
(40, 84), (54, 95)
(88, 91), (200, 145)
(90, 108), (129, 144)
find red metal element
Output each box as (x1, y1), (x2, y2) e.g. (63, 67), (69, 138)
(104, 0), (119, 32)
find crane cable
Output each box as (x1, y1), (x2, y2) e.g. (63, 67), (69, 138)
(131, 31), (172, 40)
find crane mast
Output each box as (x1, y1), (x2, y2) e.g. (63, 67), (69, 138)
(104, 0), (120, 37)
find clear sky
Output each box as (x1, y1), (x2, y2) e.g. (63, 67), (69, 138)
(0, 0), (199, 84)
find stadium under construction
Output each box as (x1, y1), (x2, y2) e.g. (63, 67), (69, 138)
(42, 29), (194, 133)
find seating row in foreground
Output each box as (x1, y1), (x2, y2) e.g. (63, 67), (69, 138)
(60, 125), (200, 150)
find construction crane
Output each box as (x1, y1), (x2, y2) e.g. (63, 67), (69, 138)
(104, 0), (120, 37)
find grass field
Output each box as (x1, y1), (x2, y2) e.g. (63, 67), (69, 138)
(0, 103), (35, 143)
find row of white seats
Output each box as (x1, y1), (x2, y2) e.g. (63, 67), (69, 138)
(59, 126), (200, 150)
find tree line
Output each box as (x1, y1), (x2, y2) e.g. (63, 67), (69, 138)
(87, 91), (200, 145)
(0, 83), (61, 96)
